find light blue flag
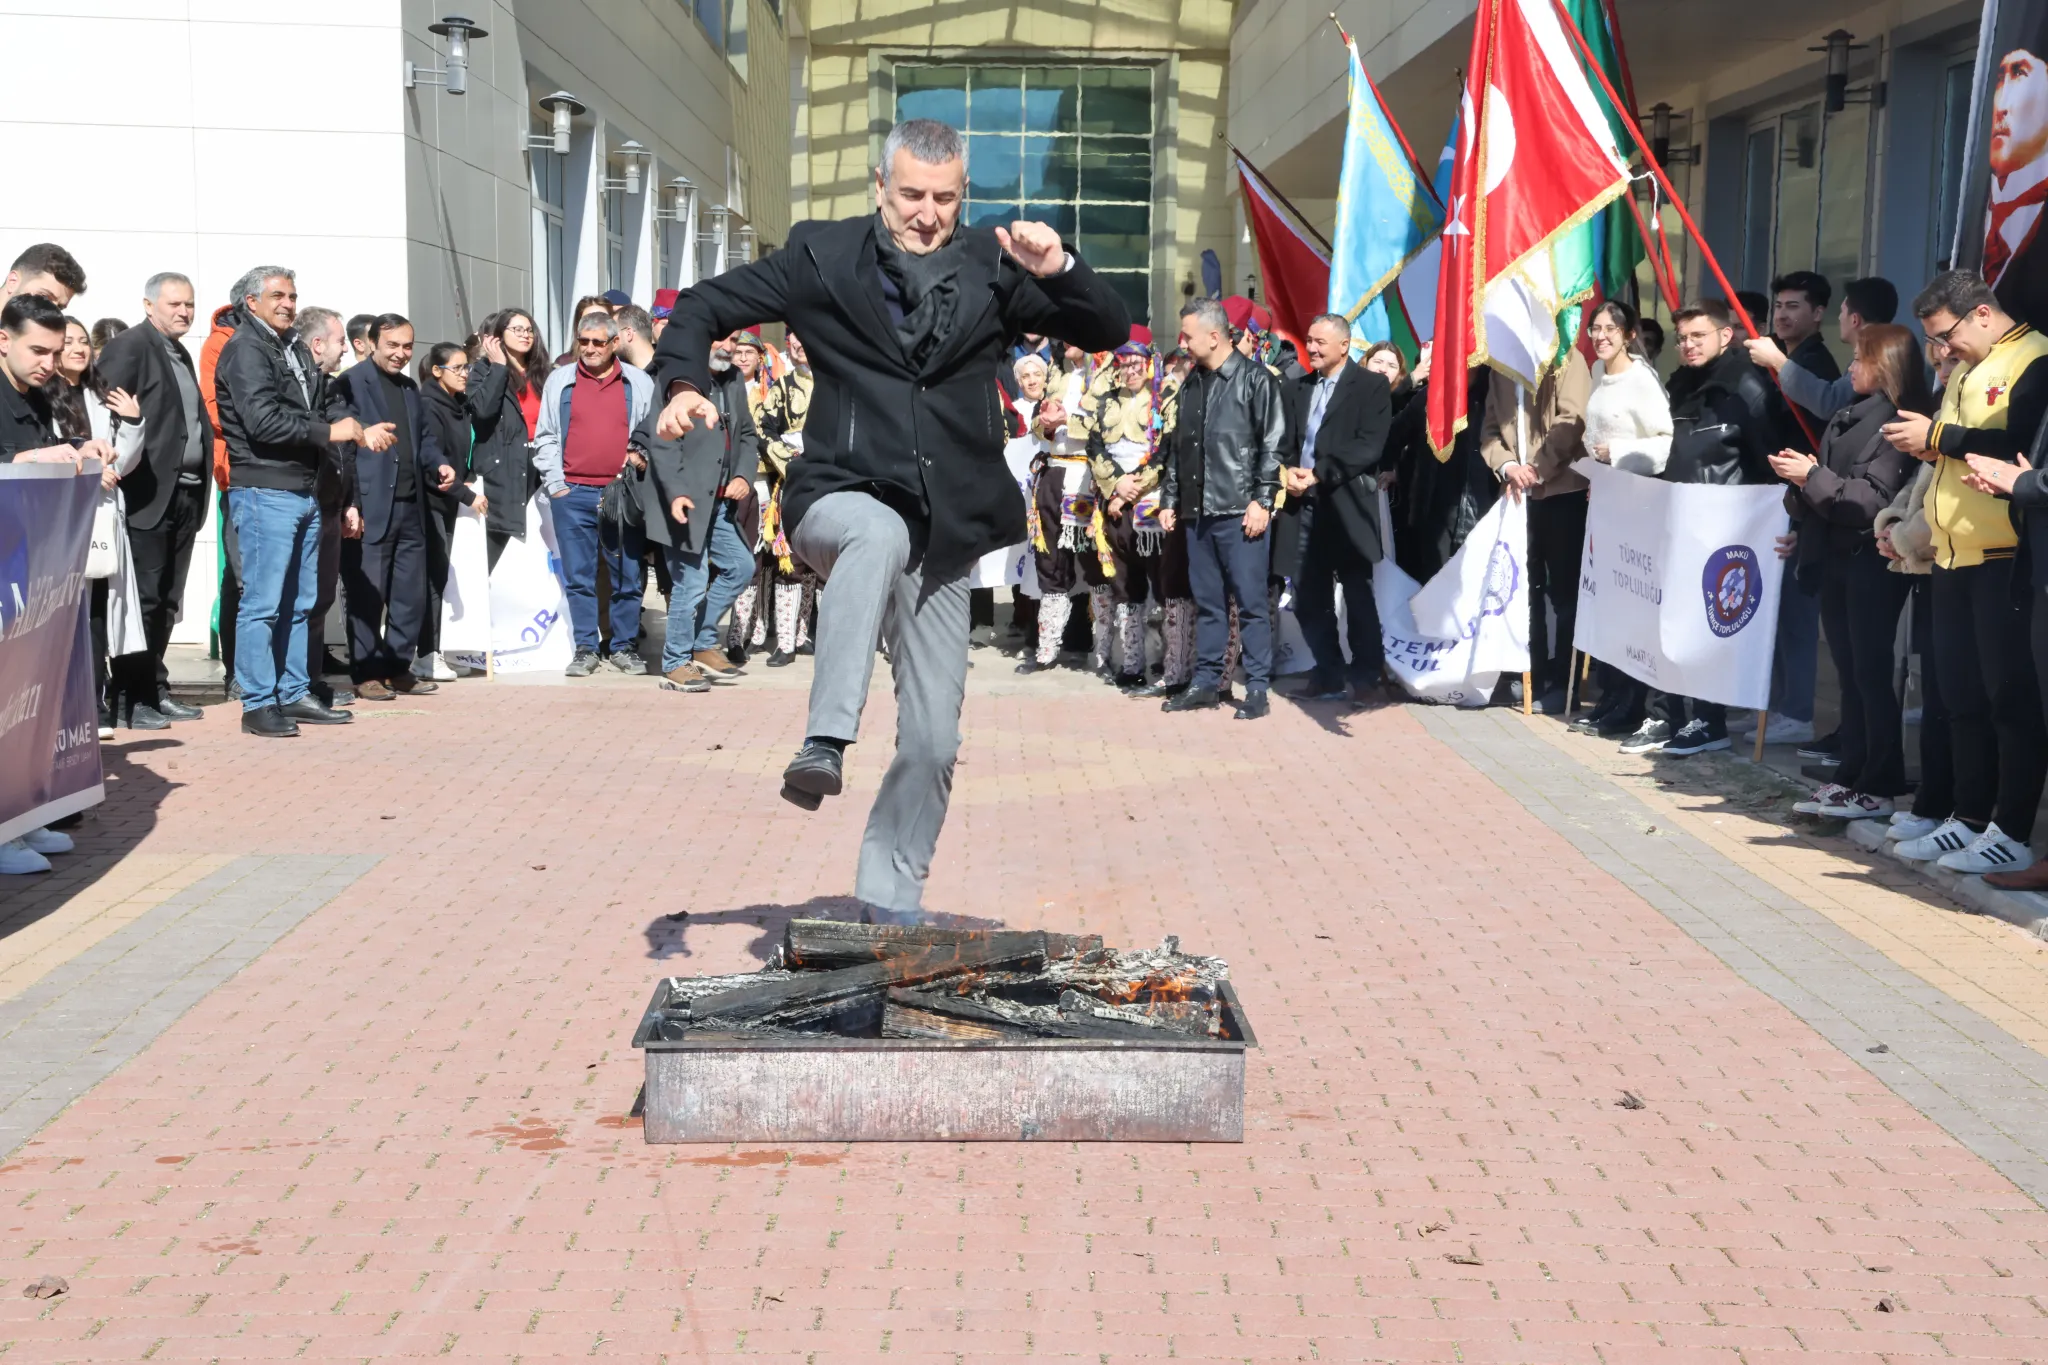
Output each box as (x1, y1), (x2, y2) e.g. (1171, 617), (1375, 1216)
(1327, 41), (1444, 361)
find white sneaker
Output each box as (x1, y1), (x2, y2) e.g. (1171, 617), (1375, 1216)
(1758, 714), (1816, 746)
(20, 826), (73, 855)
(1936, 822), (2036, 875)
(97, 725), (115, 741)
(0, 839), (52, 875)
(1818, 791), (1894, 820)
(1793, 783), (1851, 816)
(1886, 814), (1941, 842)
(414, 652), (459, 682)
(1894, 817), (1975, 862)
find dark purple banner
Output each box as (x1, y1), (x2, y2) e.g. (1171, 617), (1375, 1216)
(0, 466), (103, 844)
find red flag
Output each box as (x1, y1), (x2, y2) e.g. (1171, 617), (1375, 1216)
(1236, 157), (1330, 358)
(1426, 0), (1630, 456)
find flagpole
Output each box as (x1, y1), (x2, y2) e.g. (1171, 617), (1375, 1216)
(1328, 13), (1443, 208)
(1548, 0), (1820, 452)
(1224, 140), (1334, 253)
(1516, 383), (1534, 718)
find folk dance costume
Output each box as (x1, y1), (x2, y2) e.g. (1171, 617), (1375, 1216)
(1020, 363), (1110, 670)
(1143, 370), (1211, 695)
(754, 363), (818, 665)
(1072, 340), (1163, 688)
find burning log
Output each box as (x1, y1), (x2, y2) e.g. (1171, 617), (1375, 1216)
(887, 988), (1179, 1041)
(879, 1000), (1017, 1041)
(782, 919), (1100, 969)
(687, 933), (1049, 1027)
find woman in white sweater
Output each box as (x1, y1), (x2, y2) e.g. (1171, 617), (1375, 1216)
(1569, 300), (1672, 739)
(1581, 299), (1673, 476)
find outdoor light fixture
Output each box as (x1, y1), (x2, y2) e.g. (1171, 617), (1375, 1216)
(654, 175), (697, 222)
(404, 15), (487, 96)
(1811, 29), (1881, 115)
(602, 141), (651, 196)
(734, 225), (759, 264)
(1643, 102), (1699, 168)
(525, 91), (586, 155)
(700, 203), (733, 274)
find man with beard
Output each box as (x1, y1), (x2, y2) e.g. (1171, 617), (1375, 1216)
(646, 117), (1128, 918)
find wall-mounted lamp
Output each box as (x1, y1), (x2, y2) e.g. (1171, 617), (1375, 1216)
(602, 140), (651, 196)
(653, 175), (696, 222)
(523, 90), (586, 156)
(1643, 102), (1699, 169)
(700, 203), (733, 273)
(1811, 29), (1883, 114)
(1181, 272), (1196, 302)
(404, 15), (488, 96)
(734, 225), (759, 264)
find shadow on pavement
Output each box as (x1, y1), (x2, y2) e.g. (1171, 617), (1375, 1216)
(0, 733), (178, 946)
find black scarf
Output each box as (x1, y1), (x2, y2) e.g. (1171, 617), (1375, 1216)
(873, 215), (965, 369)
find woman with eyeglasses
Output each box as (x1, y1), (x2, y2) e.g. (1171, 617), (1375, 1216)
(468, 310), (543, 569)
(412, 342), (487, 680)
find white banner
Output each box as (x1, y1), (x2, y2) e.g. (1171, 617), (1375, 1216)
(1371, 492), (1526, 707)
(1574, 460), (1789, 709)
(972, 436), (1041, 591)
(448, 495), (574, 676)
(438, 504), (493, 655)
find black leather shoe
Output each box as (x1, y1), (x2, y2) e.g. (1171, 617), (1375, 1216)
(124, 703), (172, 731)
(766, 650), (796, 668)
(782, 741), (844, 800)
(156, 696), (203, 721)
(1162, 686), (1222, 713)
(1128, 680), (1185, 699)
(1014, 659), (1055, 675)
(280, 696), (353, 725)
(241, 705), (299, 738)
(1234, 688), (1271, 720)
(1113, 673), (1147, 693)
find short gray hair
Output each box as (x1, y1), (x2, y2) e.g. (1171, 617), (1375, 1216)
(233, 265), (294, 304)
(1180, 298), (1229, 336)
(1012, 354), (1048, 382)
(1309, 312), (1351, 337)
(880, 118), (965, 186)
(576, 311), (618, 341)
(143, 271), (192, 302)
(294, 305), (341, 341)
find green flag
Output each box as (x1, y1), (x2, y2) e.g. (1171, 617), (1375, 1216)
(1567, 0), (1646, 301)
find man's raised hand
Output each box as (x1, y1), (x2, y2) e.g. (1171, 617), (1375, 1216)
(656, 389), (720, 441)
(996, 221), (1068, 278)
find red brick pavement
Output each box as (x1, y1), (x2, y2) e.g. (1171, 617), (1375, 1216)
(2, 668), (2044, 1362)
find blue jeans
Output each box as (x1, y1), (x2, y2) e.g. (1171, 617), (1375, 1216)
(227, 486), (320, 712)
(1188, 513), (1273, 690)
(552, 483), (643, 654)
(663, 501), (755, 671)
(1769, 562), (1821, 725)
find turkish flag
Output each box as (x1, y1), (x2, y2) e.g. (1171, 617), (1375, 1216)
(1427, 0), (1629, 456)
(1237, 159), (1331, 359)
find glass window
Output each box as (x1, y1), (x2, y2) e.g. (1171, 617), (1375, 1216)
(897, 67), (966, 127)
(1815, 102), (1869, 300)
(603, 184), (626, 292)
(1741, 127), (1776, 294)
(1024, 69), (1079, 134)
(1773, 104), (1822, 276)
(694, 0), (722, 49)
(1936, 59), (1977, 267)
(530, 115), (570, 354)
(894, 62), (1154, 323)
(726, 0), (748, 80)
(1081, 69), (1152, 136)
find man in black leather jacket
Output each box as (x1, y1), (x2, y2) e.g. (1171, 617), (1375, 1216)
(1159, 298), (1287, 720)
(1618, 300), (1782, 759)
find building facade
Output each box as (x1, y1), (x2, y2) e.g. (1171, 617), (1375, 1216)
(1229, 0), (1983, 374)
(1, 0), (794, 644)
(789, 0), (1235, 332)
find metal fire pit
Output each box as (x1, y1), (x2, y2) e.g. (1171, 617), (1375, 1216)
(630, 977), (1255, 1143)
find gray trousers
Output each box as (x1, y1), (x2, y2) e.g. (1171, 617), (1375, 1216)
(791, 490), (971, 912)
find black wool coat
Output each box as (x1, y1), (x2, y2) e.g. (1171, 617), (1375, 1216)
(1277, 362), (1394, 576)
(464, 357), (539, 540)
(96, 320), (214, 530)
(648, 214), (1129, 575)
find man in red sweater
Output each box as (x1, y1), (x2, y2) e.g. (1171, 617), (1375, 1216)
(533, 311), (656, 675)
